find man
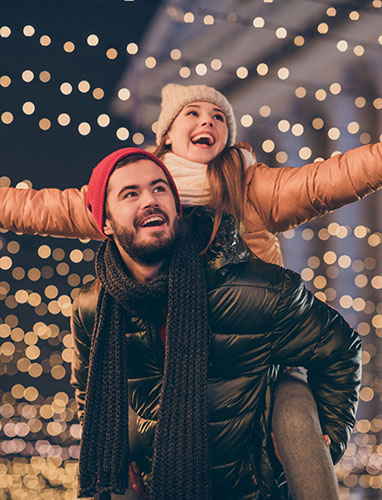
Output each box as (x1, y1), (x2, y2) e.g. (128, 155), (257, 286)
(71, 147), (361, 500)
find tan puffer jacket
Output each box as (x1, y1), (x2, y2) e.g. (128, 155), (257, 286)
(1, 143), (381, 266)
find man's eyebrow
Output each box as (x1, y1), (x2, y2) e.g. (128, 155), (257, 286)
(117, 178), (169, 198)
(151, 178), (169, 187)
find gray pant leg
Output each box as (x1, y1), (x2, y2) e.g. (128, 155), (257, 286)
(271, 372), (339, 500)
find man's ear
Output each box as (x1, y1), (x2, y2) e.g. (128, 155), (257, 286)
(103, 218), (114, 237)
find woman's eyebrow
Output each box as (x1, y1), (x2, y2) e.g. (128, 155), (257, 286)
(184, 104), (224, 114)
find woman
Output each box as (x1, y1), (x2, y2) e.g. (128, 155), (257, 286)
(2, 83), (381, 499)
(2, 83), (381, 265)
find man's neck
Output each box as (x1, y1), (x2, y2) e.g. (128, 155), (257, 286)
(115, 241), (165, 283)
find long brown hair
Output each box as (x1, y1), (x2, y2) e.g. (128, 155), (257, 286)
(154, 139), (254, 251)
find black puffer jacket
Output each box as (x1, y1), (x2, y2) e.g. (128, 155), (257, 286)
(71, 212), (361, 500)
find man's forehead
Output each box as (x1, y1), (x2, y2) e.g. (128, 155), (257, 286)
(110, 159), (167, 185)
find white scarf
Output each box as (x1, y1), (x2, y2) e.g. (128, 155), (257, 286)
(162, 149), (255, 206)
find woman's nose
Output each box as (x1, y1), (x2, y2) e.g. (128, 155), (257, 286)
(201, 116), (214, 127)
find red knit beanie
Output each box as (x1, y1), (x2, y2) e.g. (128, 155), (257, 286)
(86, 147), (182, 237)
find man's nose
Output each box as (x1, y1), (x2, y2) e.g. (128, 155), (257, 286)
(140, 190), (157, 208)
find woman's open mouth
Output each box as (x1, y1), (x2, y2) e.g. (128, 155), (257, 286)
(191, 133), (215, 147)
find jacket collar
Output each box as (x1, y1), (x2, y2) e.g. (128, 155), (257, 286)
(183, 206), (251, 271)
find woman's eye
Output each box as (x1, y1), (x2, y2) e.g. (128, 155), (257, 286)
(186, 110), (198, 116)
(215, 114), (224, 122)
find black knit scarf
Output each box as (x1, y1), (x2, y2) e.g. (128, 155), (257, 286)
(78, 227), (212, 500)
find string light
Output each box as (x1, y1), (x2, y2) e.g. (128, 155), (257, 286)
(241, 114), (253, 127)
(195, 63), (208, 76)
(106, 48), (118, 59)
(22, 70), (34, 83)
(92, 87), (104, 100)
(277, 67), (289, 80)
(256, 63), (268, 76)
(2, 112), (14, 124)
(170, 48), (181, 60)
(39, 70), (51, 83)
(236, 66), (248, 79)
(312, 117), (324, 130)
(253, 17), (265, 28)
(278, 119), (290, 132)
(259, 105), (271, 117)
(295, 86), (306, 98)
(179, 66), (191, 78)
(0, 75), (11, 87)
(23, 25), (35, 37)
(40, 35), (51, 46)
(317, 23), (329, 34)
(87, 34), (99, 46)
(291, 123), (304, 136)
(294, 35), (305, 46)
(78, 80), (90, 93)
(63, 41), (75, 53)
(132, 132), (145, 145)
(126, 42), (139, 55)
(329, 82), (341, 95)
(184, 12), (194, 23)
(118, 88), (130, 101)
(97, 114), (110, 127)
(203, 15), (214, 25)
(210, 58), (222, 70)
(77, 122), (91, 136)
(262, 139), (275, 152)
(0, 6), (380, 496)
(60, 82), (72, 95)
(116, 127), (129, 140)
(57, 113), (71, 126)
(275, 27), (287, 39)
(337, 40), (348, 52)
(145, 56), (156, 69)
(38, 118), (51, 131)
(275, 151), (288, 164)
(0, 26), (11, 37)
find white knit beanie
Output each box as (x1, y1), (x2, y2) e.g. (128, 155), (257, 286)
(156, 83), (237, 146)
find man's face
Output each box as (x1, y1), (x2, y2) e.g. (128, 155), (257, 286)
(104, 159), (179, 265)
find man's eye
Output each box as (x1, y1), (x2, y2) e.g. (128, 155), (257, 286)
(124, 192), (137, 198)
(154, 186), (166, 193)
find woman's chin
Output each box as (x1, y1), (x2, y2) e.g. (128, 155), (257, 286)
(185, 148), (218, 164)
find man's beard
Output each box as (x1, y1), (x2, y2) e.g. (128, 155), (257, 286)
(110, 211), (179, 266)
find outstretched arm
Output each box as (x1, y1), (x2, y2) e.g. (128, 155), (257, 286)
(247, 142), (382, 233)
(0, 184), (104, 240)
(271, 270), (362, 464)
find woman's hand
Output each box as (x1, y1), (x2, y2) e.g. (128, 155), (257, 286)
(129, 462), (149, 499)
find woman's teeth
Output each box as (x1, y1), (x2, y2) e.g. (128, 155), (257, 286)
(191, 134), (214, 145)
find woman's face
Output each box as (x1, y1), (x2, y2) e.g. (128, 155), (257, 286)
(165, 101), (229, 164)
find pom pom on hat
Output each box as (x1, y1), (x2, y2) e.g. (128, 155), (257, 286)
(156, 83), (237, 147)
(86, 147), (182, 238)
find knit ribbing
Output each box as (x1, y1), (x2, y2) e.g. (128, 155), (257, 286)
(78, 227), (211, 500)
